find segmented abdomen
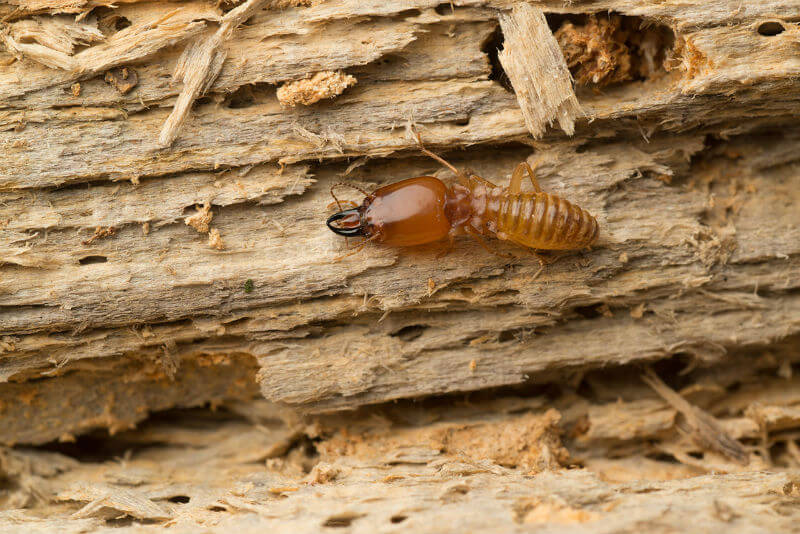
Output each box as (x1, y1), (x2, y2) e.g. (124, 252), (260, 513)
(494, 192), (598, 250)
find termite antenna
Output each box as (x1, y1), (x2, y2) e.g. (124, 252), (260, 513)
(407, 124), (465, 179)
(330, 182), (369, 211)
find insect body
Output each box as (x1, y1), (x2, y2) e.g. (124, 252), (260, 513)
(327, 141), (598, 260)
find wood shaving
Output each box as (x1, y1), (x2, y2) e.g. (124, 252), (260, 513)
(277, 71), (357, 107)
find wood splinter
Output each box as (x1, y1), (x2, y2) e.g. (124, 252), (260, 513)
(498, 3), (583, 138)
(158, 0), (270, 147)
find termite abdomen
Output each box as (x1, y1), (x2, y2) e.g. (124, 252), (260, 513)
(494, 192), (598, 250)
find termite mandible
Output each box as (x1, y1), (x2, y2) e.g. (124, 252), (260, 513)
(326, 131), (599, 266)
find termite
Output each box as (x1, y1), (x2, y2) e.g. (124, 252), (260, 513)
(326, 133), (598, 265)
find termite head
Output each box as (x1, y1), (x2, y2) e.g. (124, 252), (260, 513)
(327, 176), (451, 247)
(326, 207), (368, 237)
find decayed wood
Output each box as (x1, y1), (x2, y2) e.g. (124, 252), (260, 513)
(0, 353), (261, 445)
(158, 0), (269, 147)
(498, 3), (582, 137)
(1, 15), (103, 68)
(1, 399), (799, 532)
(641, 368), (749, 465)
(1, 0), (800, 530)
(276, 70), (357, 107)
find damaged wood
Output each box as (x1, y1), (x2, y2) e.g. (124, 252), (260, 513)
(158, 0), (269, 147)
(1, 0), (799, 530)
(498, 3), (582, 137)
(641, 368), (749, 465)
(1, 398), (799, 532)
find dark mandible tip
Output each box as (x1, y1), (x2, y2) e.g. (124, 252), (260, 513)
(326, 208), (366, 237)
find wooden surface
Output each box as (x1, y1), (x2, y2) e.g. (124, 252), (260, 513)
(1, 0), (799, 531)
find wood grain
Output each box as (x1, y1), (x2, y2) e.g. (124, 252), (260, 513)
(1, 0), (799, 530)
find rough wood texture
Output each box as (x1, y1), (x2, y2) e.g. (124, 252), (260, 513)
(1, 398), (799, 532)
(498, 3), (582, 136)
(1, 0), (799, 531)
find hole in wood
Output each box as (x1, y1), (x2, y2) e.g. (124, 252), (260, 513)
(396, 9), (422, 18)
(481, 25), (513, 92)
(227, 85), (256, 109)
(79, 255), (108, 265)
(35, 432), (139, 462)
(434, 3), (454, 16)
(208, 506), (227, 512)
(551, 13), (676, 87)
(390, 514), (408, 523)
(574, 304), (603, 319)
(115, 17), (131, 31)
(168, 495), (190, 503)
(757, 21), (785, 36)
(95, 8), (131, 37)
(0, 476), (19, 492)
(391, 324), (428, 342)
(323, 513), (362, 528)
(498, 329), (516, 342)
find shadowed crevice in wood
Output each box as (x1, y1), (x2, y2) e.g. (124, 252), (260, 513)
(3, 338), (799, 529)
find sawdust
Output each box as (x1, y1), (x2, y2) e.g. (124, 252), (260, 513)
(555, 14), (674, 87)
(208, 228), (225, 250)
(629, 303), (645, 318)
(316, 410), (568, 473)
(277, 71), (357, 107)
(185, 203), (212, 233)
(513, 496), (600, 524)
(184, 202), (225, 250)
(104, 66), (138, 94)
(306, 463), (340, 484)
(81, 226), (115, 245)
(434, 410), (568, 472)
(672, 35), (708, 81)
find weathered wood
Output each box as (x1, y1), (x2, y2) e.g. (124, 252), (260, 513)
(1, 398), (799, 532)
(498, 3), (582, 137)
(1, 0), (799, 530)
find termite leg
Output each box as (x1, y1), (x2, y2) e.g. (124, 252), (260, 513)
(465, 227), (514, 259)
(533, 250), (565, 265)
(510, 161), (543, 194)
(435, 233), (456, 259)
(529, 249), (566, 279)
(333, 233), (380, 262)
(410, 126), (468, 180)
(330, 185), (344, 212)
(526, 161), (543, 193)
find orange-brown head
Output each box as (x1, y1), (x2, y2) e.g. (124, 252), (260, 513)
(327, 176), (452, 247)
